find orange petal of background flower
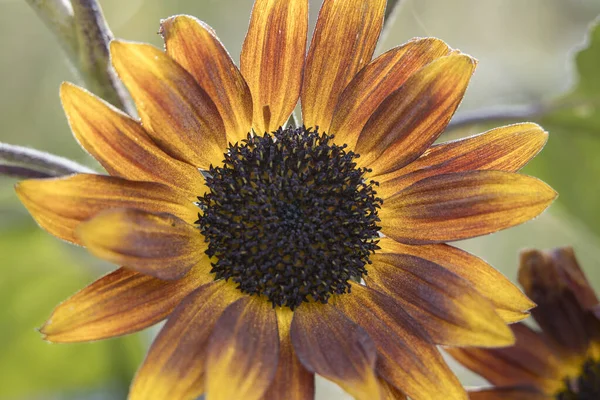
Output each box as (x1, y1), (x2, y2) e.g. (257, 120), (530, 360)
(110, 40), (227, 169)
(468, 387), (550, 400)
(380, 170), (557, 244)
(40, 264), (211, 343)
(375, 123), (549, 199)
(240, 0), (308, 134)
(60, 82), (205, 196)
(15, 174), (198, 245)
(377, 237), (534, 323)
(302, 0), (386, 132)
(77, 208), (206, 280)
(161, 15), (253, 144)
(366, 253), (514, 347)
(333, 283), (466, 400)
(355, 54), (476, 175)
(263, 308), (315, 400)
(446, 323), (564, 395)
(205, 297), (280, 400)
(329, 38), (450, 149)
(290, 302), (380, 400)
(129, 281), (242, 400)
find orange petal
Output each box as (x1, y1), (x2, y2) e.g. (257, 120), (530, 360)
(302, 0), (386, 131)
(290, 302), (380, 400)
(15, 174), (198, 245)
(377, 237), (534, 323)
(240, 0), (308, 134)
(355, 54), (476, 175)
(380, 170), (557, 244)
(40, 263), (212, 343)
(60, 82), (205, 196)
(205, 297), (280, 400)
(77, 208), (205, 280)
(110, 40), (226, 168)
(366, 253), (514, 347)
(375, 123), (549, 199)
(129, 281), (242, 400)
(333, 283), (466, 400)
(161, 15), (253, 144)
(330, 38), (450, 150)
(264, 308), (315, 400)
(446, 323), (563, 395)
(468, 386), (550, 400)
(379, 377), (407, 400)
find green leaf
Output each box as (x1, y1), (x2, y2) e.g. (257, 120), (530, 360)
(525, 19), (600, 236)
(0, 225), (144, 398)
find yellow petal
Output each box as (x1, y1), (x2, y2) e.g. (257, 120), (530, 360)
(40, 263), (212, 343)
(377, 237), (535, 323)
(290, 302), (380, 400)
(60, 82), (205, 196)
(263, 308), (315, 400)
(467, 387), (550, 400)
(205, 297), (280, 400)
(375, 122), (548, 199)
(380, 170), (557, 244)
(161, 15), (253, 144)
(240, 0), (308, 134)
(355, 54), (476, 175)
(333, 283), (466, 400)
(110, 40), (226, 168)
(302, 0), (386, 132)
(129, 281), (242, 400)
(378, 378), (407, 400)
(15, 174), (198, 245)
(366, 253), (514, 347)
(330, 38), (450, 150)
(77, 208), (205, 280)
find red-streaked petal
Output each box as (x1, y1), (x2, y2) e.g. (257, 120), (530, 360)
(15, 174), (198, 245)
(375, 123), (549, 199)
(240, 0), (308, 134)
(129, 281), (242, 400)
(290, 302), (380, 400)
(333, 283), (466, 400)
(355, 54), (476, 175)
(40, 263), (212, 343)
(330, 38), (450, 150)
(366, 253), (514, 347)
(302, 0), (386, 131)
(205, 297), (280, 400)
(379, 377), (407, 400)
(518, 248), (600, 357)
(161, 15), (253, 144)
(380, 170), (557, 244)
(77, 208), (205, 280)
(377, 237), (534, 323)
(264, 308), (315, 400)
(110, 40), (226, 168)
(60, 82), (205, 195)
(446, 323), (564, 395)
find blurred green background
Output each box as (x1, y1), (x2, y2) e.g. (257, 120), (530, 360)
(1, 0), (600, 398)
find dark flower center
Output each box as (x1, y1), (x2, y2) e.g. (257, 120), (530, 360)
(556, 358), (600, 400)
(196, 126), (382, 309)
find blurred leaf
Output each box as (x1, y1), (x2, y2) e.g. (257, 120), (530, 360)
(525, 19), (600, 236)
(0, 226), (144, 398)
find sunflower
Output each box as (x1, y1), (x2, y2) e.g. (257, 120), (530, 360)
(15, 0), (557, 399)
(448, 248), (600, 400)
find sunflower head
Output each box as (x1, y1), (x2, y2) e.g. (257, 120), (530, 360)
(449, 247), (600, 400)
(14, 0), (558, 399)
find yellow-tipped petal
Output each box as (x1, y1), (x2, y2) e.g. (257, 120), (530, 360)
(240, 0), (308, 134)
(380, 170), (557, 244)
